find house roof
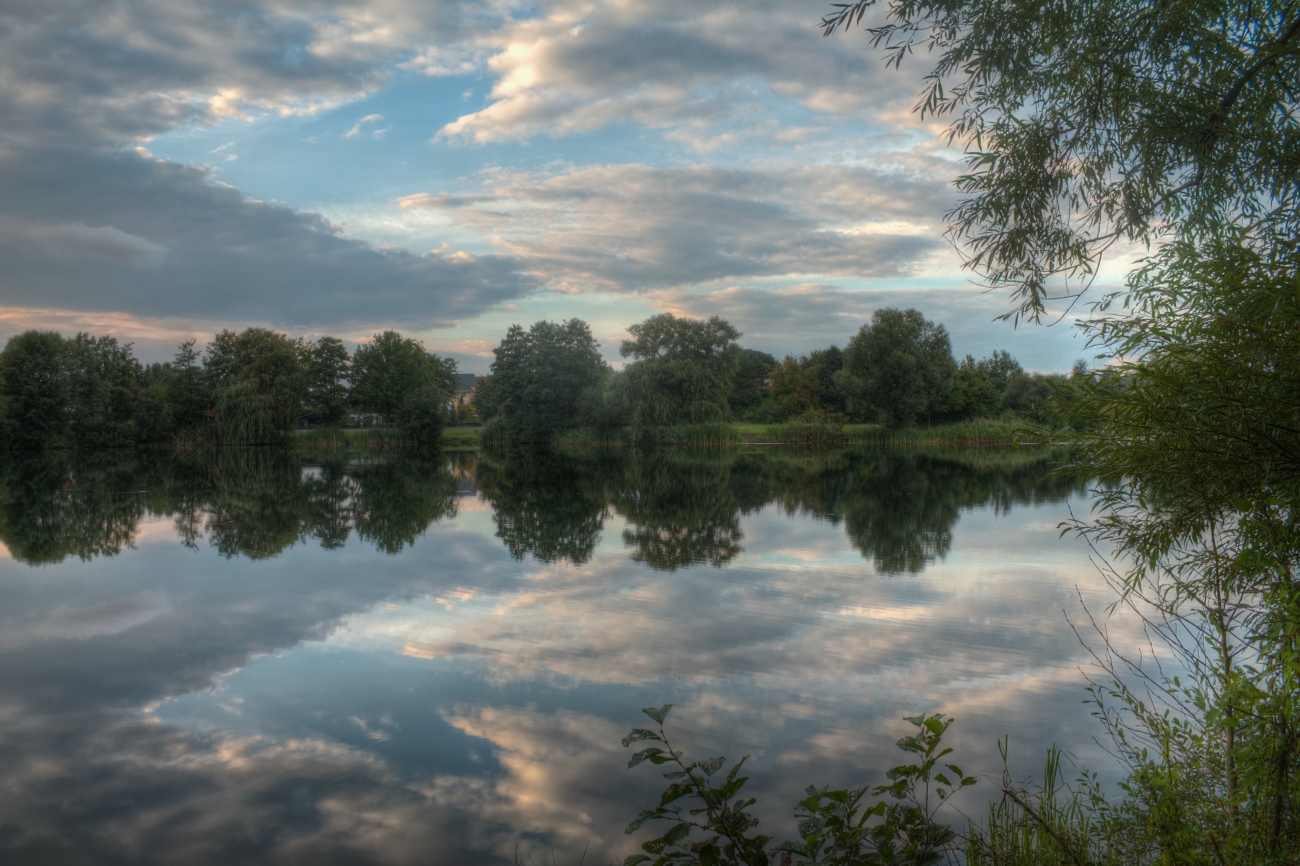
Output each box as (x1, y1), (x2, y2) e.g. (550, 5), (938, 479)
(455, 372), (478, 392)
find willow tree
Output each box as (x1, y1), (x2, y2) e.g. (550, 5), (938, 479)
(620, 314), (740, 429)
(204, 328), (306, 446)
(828, 0), (1300, 859)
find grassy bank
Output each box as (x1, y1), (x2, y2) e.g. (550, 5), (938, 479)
(291, 426), (482, 449)
(291, 419), (1030, 452)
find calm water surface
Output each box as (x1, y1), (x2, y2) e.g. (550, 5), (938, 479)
(0, 447), (1129, 864)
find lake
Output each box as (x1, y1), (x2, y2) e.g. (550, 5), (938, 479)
(0, 447), (1131, 865)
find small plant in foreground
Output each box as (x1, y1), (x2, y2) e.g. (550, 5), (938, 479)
(621, 705), (975, 866)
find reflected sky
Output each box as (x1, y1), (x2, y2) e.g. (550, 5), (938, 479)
(0, 448), (1140, 865)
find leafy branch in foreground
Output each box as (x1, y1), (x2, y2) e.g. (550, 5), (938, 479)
(621, 705), (974, 866)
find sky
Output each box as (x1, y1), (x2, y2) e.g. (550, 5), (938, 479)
(0, 0), (1098, 372)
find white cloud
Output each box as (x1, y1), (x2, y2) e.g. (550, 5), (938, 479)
(426, 1), (923, 145)
(343, 113), (385, 138)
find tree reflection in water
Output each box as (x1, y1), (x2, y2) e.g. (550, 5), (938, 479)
(0, 447), (1082, 571)
(0, 450), (459, 563)
(469, 446), (1082, 573)
(473, 448), (613, 565)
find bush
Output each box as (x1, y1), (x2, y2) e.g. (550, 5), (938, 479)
(396, 384), (448, 447)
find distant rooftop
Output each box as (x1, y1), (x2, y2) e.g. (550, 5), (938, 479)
(455, 373), (478, 393)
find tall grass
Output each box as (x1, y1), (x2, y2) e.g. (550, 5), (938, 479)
(291, 427), (407, 452)
(554, 422), (741, 450)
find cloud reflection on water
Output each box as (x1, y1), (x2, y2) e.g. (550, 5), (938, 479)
(0, 447), (1139, 864)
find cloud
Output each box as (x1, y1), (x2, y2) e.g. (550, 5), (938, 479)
(398, 162), (954, 293)
(25, 223), (168, 268)
(0, 0), (544, 338)
(343, 113), (385, 138)
(429, 1), (921, 144)
(0, 147), (537, 333)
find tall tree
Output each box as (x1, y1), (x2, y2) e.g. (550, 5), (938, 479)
(476, 319), (608, 442)
(838, 309), (955, 428)
(620, 314), (740, 428)
(728, 348), (777, 421)
(350, 330), (454, 425)
(828, 0), (1300, 857)
(62, 333), (141, 449)
(0, 331), (68, 450)
(299, 336), (352, 427)
(766, 346), (848, 421)
(204, 328), (306, 445)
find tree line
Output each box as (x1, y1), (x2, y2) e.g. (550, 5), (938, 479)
(476, 307), (1077, 443)
(1, 308), (1071, 450)
(0, 328), (459, 449)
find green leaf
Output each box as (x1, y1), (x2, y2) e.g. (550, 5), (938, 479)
(623, 856), (651, 866)
(660, 782), (693, 807)
(642, 704), (674, 724)
(625, 808), (663, 834)
(622, 728), (663, 747)
(663, 822), (691, 847)
(629, 747), (663, 768)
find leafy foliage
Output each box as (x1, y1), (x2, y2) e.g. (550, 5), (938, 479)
(0, 331), (70, 450)
(299, 335), (352, 427)
(729, 349), (778, 421)
(621, 314), (741, 429)
(205, 328), (306, 445)
(827, 0), (1300, 862)
(824, 0), (1300, 322)
(351, 330), (455, 426)
(838, 310), (955, 429)
(476, 318), (608, 443)
(621, 705), (974, 866)
(764, 347), (848, 422)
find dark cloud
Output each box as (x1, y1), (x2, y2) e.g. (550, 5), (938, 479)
(0, 146), (537, 330)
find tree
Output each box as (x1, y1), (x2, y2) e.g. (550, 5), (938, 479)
(476, 319), (609, 442)
(62, 333), (141, 449)
(976, 350), (1022, 393)
(727, 348), (777, 420)
(350, 330), (454, 426)
(300, 336), (351, 427)
(0, 331), (68, 450)
(943, 356), (1000, 421)
(395, 383), (451, 447)
(824, 0), (1300, 323)
(838, 309), (955, 428)
(998, 371), (1061, 423)
(764, 346), (848, 421)
(204, 328), (306, 445)
(620, 314), (740, 428)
